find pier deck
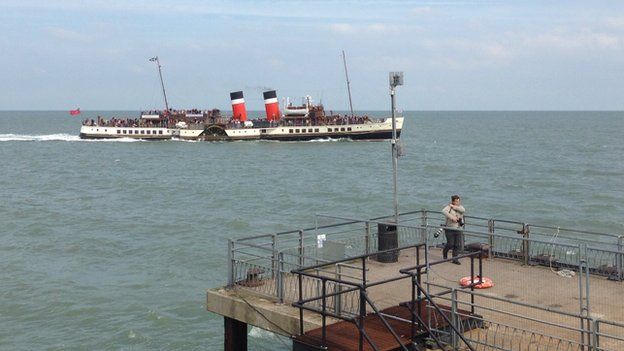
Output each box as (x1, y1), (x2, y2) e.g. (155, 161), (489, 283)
(208, 246), (624, 350)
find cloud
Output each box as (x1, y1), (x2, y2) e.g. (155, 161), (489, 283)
(329, 23), (355, 34)
(523, 30), (622, 51)
(603, 16), (624, 29)
(411, 7), (432, 16)
(44, 27), (91, 42)
(327, 22), (408, 36)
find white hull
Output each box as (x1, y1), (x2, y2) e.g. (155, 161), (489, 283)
(80, 117), (404, 141)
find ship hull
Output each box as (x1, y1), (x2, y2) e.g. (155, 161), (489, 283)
(79, 118), (404, 142)
(79, 126), (176, 140)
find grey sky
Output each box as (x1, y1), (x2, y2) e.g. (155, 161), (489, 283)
(2, 0), (624, 110)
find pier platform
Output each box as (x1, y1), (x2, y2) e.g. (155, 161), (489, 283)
(207, 211), (624, 350)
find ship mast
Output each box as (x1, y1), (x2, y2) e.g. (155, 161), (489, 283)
(150, 56), (170, 112)
(342, 50), (354, 117)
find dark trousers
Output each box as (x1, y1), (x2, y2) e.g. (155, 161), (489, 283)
(443, 229), (462, 259)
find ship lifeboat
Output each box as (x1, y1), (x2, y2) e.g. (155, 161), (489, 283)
(283, 105), (309, 116)
(459, 276), (494, 289)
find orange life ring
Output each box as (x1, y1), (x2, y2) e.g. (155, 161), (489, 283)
(459, 276), (494, 289)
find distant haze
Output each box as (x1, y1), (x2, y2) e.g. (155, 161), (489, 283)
(2, 0), (624, 111)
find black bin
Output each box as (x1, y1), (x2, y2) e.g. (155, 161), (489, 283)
(376, 222), (398, 263)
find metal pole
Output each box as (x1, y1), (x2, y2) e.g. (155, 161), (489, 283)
(153, 56), (169, 111)
(277, 252), (285, 303)
(451, 288), (459, 350)
(227, 239), (234, 287)
(271, 234), (277, 279)
(335, 264), (342, 316)
(299, 230), (304, 267)
(365, 221), (370, 255)
(342, 50), (355, 118)
(391, 87), (399, 225)
(617, 235), (623, 281)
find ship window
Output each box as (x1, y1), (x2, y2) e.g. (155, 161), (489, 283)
(295, 129), (300, 133)
(117, 130), (121, 134)
(308, 128), (313, 132)
(104, 129), (107, 132)
(328, 128), (332, 132)
(96, 129), (99, 132)
(159, 130), (163, 135)
(261, 129), (267, 133)
(289, 129), (293, 133)
(315, 128), (319, 132)
(135, 130), (139, 134)
(347, 127), (352, 131)
(146, 130), (150, 134)
(122, 130), (126, 134)
(340, 128), (345, 131)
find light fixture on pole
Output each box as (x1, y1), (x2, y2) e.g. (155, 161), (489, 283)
(389, 72), (403, 225)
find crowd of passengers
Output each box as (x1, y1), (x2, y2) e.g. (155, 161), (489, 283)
(82, 116), (170, 128)
(141, 108), (215, 116)
(83, 113), (374, 128)
(226, 115), (373, 128)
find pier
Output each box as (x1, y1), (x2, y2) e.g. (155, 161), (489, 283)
(207, 210), (624, 350)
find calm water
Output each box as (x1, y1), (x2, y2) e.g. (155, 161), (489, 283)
(0, 111), (623, 350)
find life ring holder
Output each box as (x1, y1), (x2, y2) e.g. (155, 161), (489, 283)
(459, 275), (494, 289)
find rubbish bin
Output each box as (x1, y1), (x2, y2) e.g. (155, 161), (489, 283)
(376, 222), (398, 263)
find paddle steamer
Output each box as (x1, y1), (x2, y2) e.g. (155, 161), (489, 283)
(78, 92), (403, 141)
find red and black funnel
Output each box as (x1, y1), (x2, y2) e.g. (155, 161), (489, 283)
(263, 90), (280, 121)
(230, 91), (247, 121)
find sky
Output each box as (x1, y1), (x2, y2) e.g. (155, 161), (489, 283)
(2, 0), (624, 111)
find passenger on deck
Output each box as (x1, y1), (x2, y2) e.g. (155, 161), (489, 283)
(442, 195), (466, 265)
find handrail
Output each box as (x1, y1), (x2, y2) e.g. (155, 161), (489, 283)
(292, 243), (426, 274)
(362, 293), (410, 351)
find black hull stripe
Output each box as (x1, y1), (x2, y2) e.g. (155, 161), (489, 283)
(79, 131), (401, 142)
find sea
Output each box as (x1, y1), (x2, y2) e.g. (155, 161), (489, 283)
(0, 111), (622, 350)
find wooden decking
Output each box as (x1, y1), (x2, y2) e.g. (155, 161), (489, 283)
(293, 301), (476, 351)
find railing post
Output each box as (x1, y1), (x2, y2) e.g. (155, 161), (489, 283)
(322, 278), (327, 348)
(271, 234), (277, 279)
(277, 252), (285, 303)
(593, 319), (600, 351)
(359, 288), (365, 351)
(227, 239), (234, 287)
(578, 243), (588, 347)
(421, 208), (427, 227)
(334, 264), (342, 316)
(617, 235), (623, 281)
(298, 273), (304, 335)
(365, 221), (371, 255)
(583, 244), (591, 318)
(451, 288), (459, 350)
(299, 229), (304, 268)
(487, 219), (494, 260)
(522, 223), (530, 266)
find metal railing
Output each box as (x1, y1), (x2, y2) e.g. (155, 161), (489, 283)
(223, 209), (624, 350)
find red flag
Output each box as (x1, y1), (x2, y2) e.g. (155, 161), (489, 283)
(69, 108), (81, 116)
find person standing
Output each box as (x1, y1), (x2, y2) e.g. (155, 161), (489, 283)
(442, 195), (466, 265)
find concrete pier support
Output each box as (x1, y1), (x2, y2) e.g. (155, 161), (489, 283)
(224, 317), (247, 351)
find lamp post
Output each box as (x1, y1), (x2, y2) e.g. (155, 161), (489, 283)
(389, 72), (403, 225)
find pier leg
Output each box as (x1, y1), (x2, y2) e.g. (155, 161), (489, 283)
(224, 317), (247, 351)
